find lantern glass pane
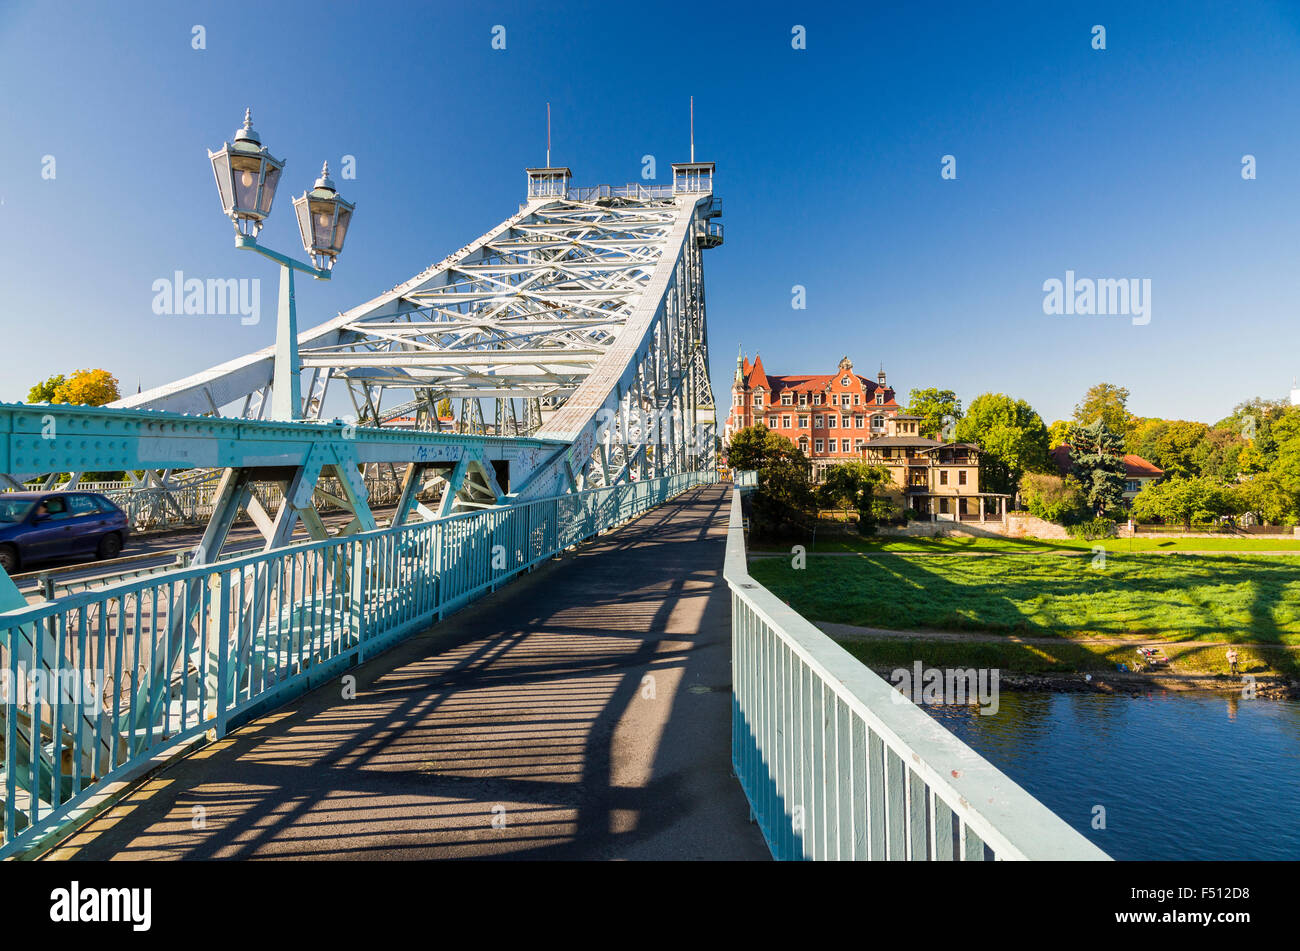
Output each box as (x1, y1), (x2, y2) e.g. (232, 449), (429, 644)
(310, 197), (336, 250)
(331, 205), (353, 253)
(294, 197), (312, 251)
(211, 150), (233, 214)
(230, 153), (263, 214)
(259, 163), (282, 214)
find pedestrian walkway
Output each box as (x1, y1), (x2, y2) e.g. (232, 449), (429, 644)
(50, 484), (768, 860)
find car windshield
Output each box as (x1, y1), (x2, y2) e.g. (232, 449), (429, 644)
(0, 499), (35, 523)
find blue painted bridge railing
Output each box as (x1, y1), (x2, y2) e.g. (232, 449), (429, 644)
(724, 489), (1110, 861)
(0, 470), (715, 858)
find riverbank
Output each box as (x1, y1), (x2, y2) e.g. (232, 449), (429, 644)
(854, 661), (1300, 701)
(819, 622), (1300, 700)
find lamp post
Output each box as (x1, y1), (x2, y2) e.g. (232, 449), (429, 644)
(208, 109), (355, 421)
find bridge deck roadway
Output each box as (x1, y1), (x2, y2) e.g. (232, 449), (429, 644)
(50, 484), (769, 860)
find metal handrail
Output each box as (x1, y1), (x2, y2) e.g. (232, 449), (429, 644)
(0, 470), (717, 857)
(723, 488), (1109, 861)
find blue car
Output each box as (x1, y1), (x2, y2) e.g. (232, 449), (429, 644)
(0, 491), (131, 574)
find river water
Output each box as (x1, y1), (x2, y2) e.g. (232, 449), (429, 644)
(925, 690), (1300, 860)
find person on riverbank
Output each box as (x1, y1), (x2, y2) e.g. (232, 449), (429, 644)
(1226, 647), (1239, 676)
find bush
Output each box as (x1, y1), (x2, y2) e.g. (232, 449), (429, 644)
(1067, 517), (1118, 540)
(1020, 472), (1087, 524)
(871, 498), (900, 525)
(902, 507), (919, 522)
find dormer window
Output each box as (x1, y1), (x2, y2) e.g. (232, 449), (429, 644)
(875, 394), (884, 405)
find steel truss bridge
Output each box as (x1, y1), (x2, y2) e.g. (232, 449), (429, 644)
(2, 163), (722, 561)
(0, 162), (726, 854)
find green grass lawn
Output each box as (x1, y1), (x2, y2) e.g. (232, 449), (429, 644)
(747, 551), (1300, 648)
(751, 534), (1300, 554)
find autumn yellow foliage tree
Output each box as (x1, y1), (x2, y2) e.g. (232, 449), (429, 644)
(35, 369), (121, 406)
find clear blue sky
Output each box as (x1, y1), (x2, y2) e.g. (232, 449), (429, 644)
(2, 0), (1298, 425)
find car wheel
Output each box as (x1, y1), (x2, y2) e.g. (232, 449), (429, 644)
(96, 533), (123, 560)
(0, 544), (18, 574)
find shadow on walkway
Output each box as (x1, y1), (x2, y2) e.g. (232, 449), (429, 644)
(53, 485), (769, 861)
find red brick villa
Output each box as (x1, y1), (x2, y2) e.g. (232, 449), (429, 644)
(724, 351), (1011, 521)
(724, 352), (901, 475)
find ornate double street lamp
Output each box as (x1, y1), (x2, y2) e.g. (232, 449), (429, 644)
(209, 109), (355, 421)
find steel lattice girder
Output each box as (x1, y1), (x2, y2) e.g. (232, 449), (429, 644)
(8, 181), (717, 525)
(94, 182), (718, 496)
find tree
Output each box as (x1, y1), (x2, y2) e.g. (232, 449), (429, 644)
(817, 462), (892, 534)
(1266, 408), (1300, 504)
(1131, 476), (1237, 530)
(47, 369), (120, 406)
(1216, 397), (1288, 472)
(1073, 383), (1135, 438)
(1151, 420), (1210, 479)
(27, 373), (66, 403)
(1191, 427), (1246, 482)
(1232, 473), (1294, 526)
(727, 424), (790, 472)
(906, 388), (962, 439)
(729, 425), (815, 537)
(1046, 419), (1071, 449)
(435, 397), (453, 419)
(1125, 417), (1167, 464)
(952, 393), (1051, 495)
(1067, 420), (1126, 516)
(1019, 473), (1086, 524)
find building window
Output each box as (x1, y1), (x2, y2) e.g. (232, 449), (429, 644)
(841, 439), (851, 453)
(871, 414), (884, 431)
(754, 393), (763, 406)
(799, 393), (807, 405)
(798, 414), (808, 427)
(814, 415), (824, 428)
(940, 471), (948, 485)
(767, 416), (776, 428)
(781, 392), (793, 405)
(841, 376), (850, 385)
(959, 470), (967, 485)
(855, 440), (866, 451)
(1126, 480), (1139, 492)
(814, 439), (824, 453)
(799, 437), (809, 452)
(841, 416), (849, 428)
(854, 416), (864, 428)
(828, 416), (837, 428)
(813, 393), (822, 405)
(781, 415), (791, 428)
(875, 394), (884, 405)
(853, 394), (861, 405)
(733, 393), (742, 406)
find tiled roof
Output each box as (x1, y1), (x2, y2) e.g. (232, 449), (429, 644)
(738, 354), (900, 405)
(1051, 444), (1164, 479)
